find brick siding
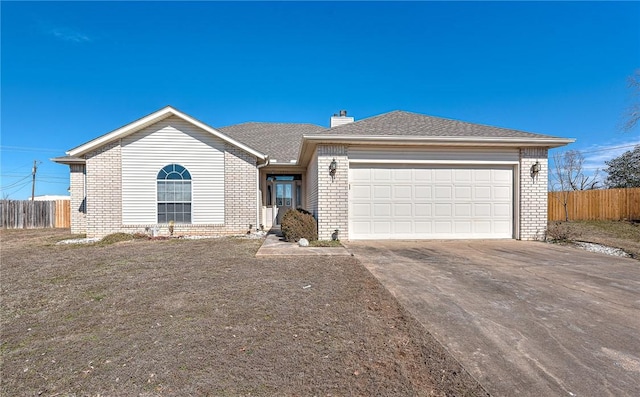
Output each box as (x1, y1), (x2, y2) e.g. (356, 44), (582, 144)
(316, 145), (349, 240)
(69, 164), (87, 234)
(224, 145), (258, 233)
(85, 142), (122, 237)
(519, 147), (549, 240)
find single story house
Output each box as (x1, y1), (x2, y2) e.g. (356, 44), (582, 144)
(53, 106), (573, 240)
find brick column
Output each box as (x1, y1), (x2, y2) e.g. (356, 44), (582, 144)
(85, 142), (122, 238)
(224, 145), (257, 233)
(316, 145), (349, 240)
(519, 147), (548, 240)
(69, 164), (87, 234)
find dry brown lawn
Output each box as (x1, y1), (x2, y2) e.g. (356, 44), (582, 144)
(1, 229), (487, 396)
(547, 220), (640, 258)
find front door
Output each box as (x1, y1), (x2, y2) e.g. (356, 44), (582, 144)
(275, 182), (293, 225)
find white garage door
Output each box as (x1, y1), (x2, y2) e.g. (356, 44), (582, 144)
(349, 165), (514, 239)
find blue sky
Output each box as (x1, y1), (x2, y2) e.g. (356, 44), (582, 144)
(2, 1), (639, 198)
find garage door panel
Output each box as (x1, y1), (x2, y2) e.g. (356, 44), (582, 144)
(414, 169), (432, 181)
(394, 185), (412, 199)
(394, 221), (412, 234)
(351, 185), (371, 200)
(349, 165), (513, 240)
(474, 203), (492, 216)
(494, 186), (512, 200)
(475, 186), (491, 199)
(352, 221), (371, 235)
(455, 186), (472, 200)
(435, 186), (452, 199)
(434, 203), (452, 217)
(454, 169), (472, 182)
(493, 169), (512, 182)
(435, 169), (452, 181)
(394, 169), (412, 181)
(455, 203), (472, 217)
(373, 168), (392, 181)
(373, 185), (391, 199)
(373, 221), (391, 234)
(434, 221), (453, 233)
(351, 168), (371, 182)
(373, 203), (391, 216)
(415, 203), (431, 216)
(394, 203), (413, 217)
(415, 221), (432, 233)
(475, 169), (492, 181)
(494, 221), (512, 234)
(352, 203), (371, 217)
(455, 221), (472, 233)
(415, 186), (432, 199)
(494, 203), (511, 217)
(474, 221), (492, 234)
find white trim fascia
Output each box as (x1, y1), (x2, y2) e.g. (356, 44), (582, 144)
(51, 156), (86, 165)
(298, 135), (574, 166)
(303, 135), (575, 147)
(67, 106), (267, 160)
(348, 159), (520, 165)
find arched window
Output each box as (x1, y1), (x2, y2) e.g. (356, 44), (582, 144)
(157, 164), (191, 223)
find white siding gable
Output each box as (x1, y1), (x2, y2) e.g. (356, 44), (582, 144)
(121, 116), (225, 225)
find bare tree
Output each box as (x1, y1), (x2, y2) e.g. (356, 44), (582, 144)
(550, 150), (599, 221)
(622, 69), (640, 132)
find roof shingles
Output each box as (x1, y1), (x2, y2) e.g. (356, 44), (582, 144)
(315, 110), (560, 138)
(218, 122), (324, 162)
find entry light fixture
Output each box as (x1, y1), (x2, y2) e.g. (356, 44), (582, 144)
(329, 158), (337, 181)
(531, 161), (541, 177)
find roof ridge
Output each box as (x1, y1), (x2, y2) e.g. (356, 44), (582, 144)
(218, 121), (324, 129)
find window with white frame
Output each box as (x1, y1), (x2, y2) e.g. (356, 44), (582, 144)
(157, 164), (191, 223)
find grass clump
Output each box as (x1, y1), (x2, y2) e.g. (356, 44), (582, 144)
(309, 239), (342, 247)
(281, 209), (318, 242)
(98, 232), (136, 245)
(546, 221), (579, 242)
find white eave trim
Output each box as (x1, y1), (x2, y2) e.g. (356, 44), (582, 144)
(51, 156), (86, 165)
(67, 106), (267, 160)
(302, 134), (575, 147)
(349, 159), (520, 165)
(297, 134), (574, 165)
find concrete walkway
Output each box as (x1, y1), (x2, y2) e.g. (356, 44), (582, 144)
(255, 230), (351, 257)
(346, 239), (640, 397)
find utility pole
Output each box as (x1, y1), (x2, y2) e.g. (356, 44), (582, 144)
(31, 160), (38, 201)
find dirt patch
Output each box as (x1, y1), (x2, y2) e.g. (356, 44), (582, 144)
(1, 229), (488, 396)
(547, 220), (640, 259)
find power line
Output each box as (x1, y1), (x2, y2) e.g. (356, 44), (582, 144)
(1, 174), (32, 190)
(37, 180), (68, 185)
(1, 162), (35, 174)
(568, 143), (639, 155)
(1, 173), (67, 180)
(1, 179), (32, 197)
(0, 145), (64, 153)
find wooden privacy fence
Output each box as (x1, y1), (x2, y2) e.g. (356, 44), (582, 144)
(548, 188), (640, 221)
(0, 200), (71, 229)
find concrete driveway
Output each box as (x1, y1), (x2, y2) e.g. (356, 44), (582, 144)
(346, 240), (640, 397)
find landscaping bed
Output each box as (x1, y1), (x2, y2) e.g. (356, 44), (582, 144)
(547, 220), (640, 259)
(1, 229), (487, 396)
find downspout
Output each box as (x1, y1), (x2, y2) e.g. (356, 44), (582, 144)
(256, 156), (270, 232)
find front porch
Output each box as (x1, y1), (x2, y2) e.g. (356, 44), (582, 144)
(260, 172), (305, 229)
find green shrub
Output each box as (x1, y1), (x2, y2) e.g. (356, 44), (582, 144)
(281, 209), (318, 242)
